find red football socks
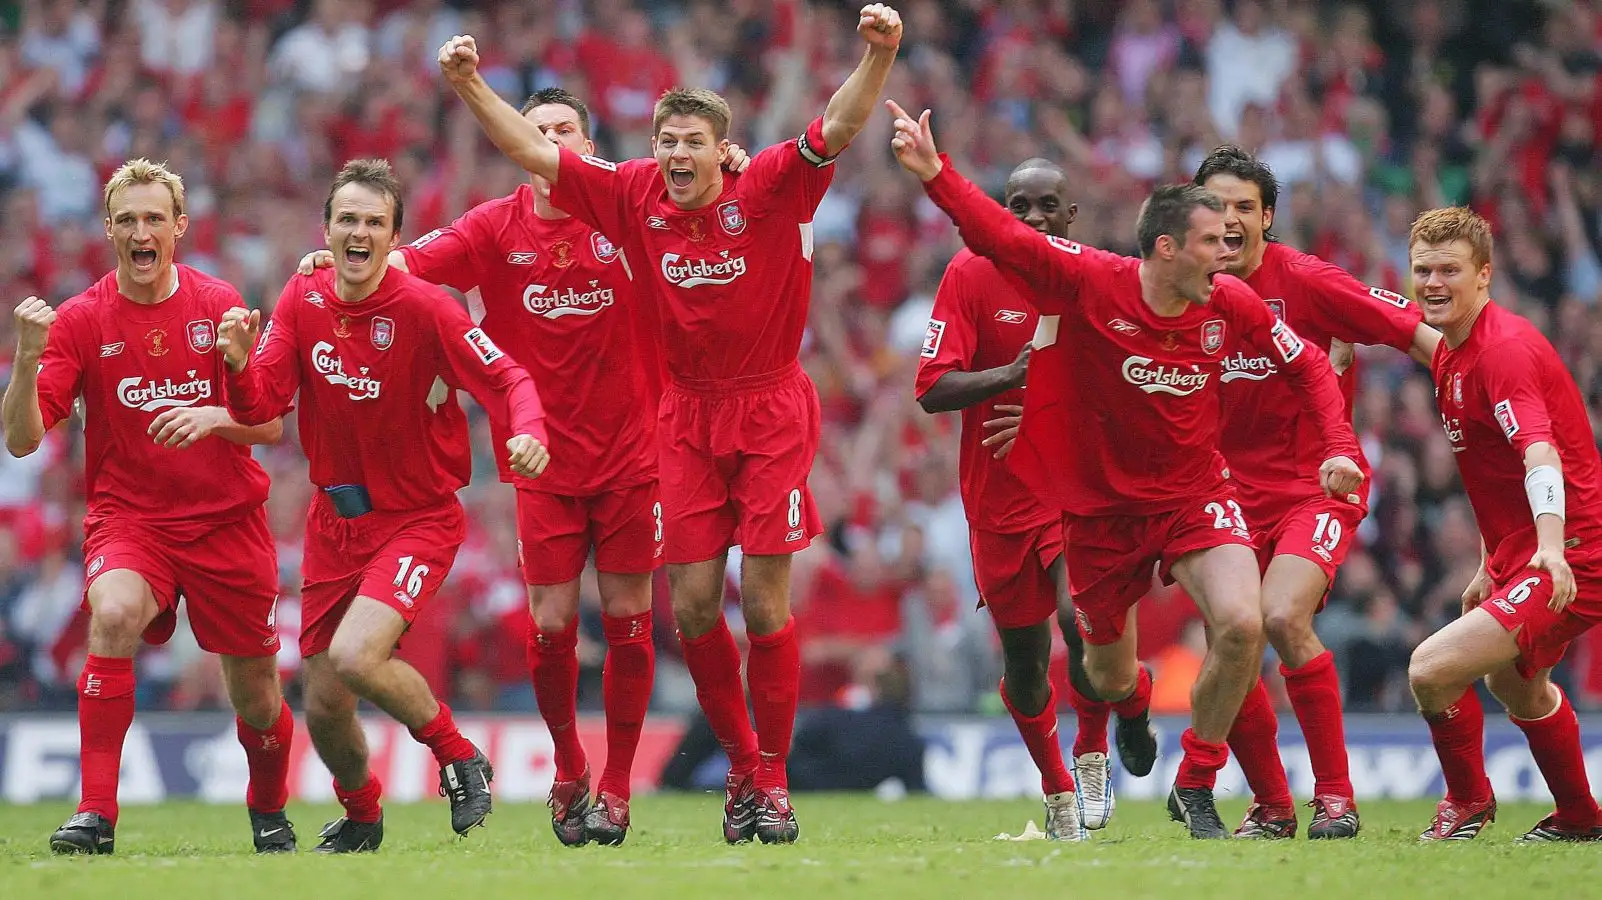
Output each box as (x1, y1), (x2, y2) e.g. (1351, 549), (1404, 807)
(1112, 666), (1152, 719)
(1227, 678), (1294, 809)
(679, 617), (759, 774)
(237, 699), (294, 814)
(1002, 680), (1076, 795)
(746, 617), (801, 791)
(1512, 688), (1599, 828)
(409, 700), (476, 768)
(1066, 678), (1111, 758)
(1283, 651), (1354, 798)
(528, 620), (587, 781)
(334, 772), (384, 823)
(598, 611), (655, 800)
(1175, 728), (1230, 791)
(1424, 687), (1493, 805)
(76, 655), (136, 825)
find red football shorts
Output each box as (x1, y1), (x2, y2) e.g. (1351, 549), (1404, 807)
(1253, 495), (1365, 609)
(1480, 546), (1602, 678)
(970, 520), (1064, 630)
(1064, 489), (1255, 645)
(516, 481), (665, 585)
(82, 508), (280, 658)
(298, 494), (466, 658)
(659, 363), (822, 564)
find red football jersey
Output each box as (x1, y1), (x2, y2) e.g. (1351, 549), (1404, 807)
(921, 160), (1360, 518)
(1433, 301), (1602, 568)
(400, 184), (656, 496)
(914, 249), (1056, 533)
(34, 266), (271, 541)
(550, 117), (836, 383)
(1223, 241), (1422, 523)
(226, 267), (547, 512)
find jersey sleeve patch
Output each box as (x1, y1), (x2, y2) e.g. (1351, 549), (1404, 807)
(921, 319), (946, 358)
(1269, 318), (1305, 363)
(464, 327), (505, 365)
(1494, 398), (1520, 440)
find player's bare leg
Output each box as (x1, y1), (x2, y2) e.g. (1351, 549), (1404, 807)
(1077, 605), (1158, 781)
(1167, 544), (1265, 839)
(1217, 548), (1357, 840)
(740, 552), (802, 844)
(669, 555), (763, 843)
(220, 654), (297, 852)
(998, 619), (1084, 841)
(580, 570), (656, 846)
(50, 570), (159, 855)
(327, 597), (494, 836)
(302, 654), (384, 853)
(527, 577), (592, 846)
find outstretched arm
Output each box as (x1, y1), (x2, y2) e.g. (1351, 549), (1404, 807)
(438, 35), (561, 182)
(819, 5), (902, 154)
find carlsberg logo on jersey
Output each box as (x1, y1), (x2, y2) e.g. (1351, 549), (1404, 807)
(523, 281), (617, 319)
(1219, 352), (1277, 383)
(118, 373), (213, 412)
(1121, 356), (1210, 396)
(661, 253), (747, 288)
(311, 341), (382, 400)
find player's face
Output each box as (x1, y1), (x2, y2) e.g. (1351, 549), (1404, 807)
(324, 183), (401, 287)
(104, 182), (188, 289)
(1004, 170), (1076, 238)
(528, 103), (593, 200)
(653, 115), (730, 209)
(1202, 173), (1272, 276)
(1173, 206), (1229, 304)
(1410, 238), (1492, 332)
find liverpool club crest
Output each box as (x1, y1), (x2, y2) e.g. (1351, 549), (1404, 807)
(718, 200), (747, 236)
(187, 319), (215, 353)
(591, 232), (619, 263)
(1201, 319), (1224, 355)
(371, 316), (394, 351)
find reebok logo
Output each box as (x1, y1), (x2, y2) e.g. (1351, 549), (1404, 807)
(118, 373), (213, 411)
(661, 253), (747, 288)
(99, 342), (125, 357)
(1120, 356), (1210, 396)
(994, 309), (1026, 324)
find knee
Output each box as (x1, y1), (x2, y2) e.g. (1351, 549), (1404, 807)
(1406, 642), (1456, 700)
(232, 675), (284, 730)
(670, 591), (722, 638)
(529, 590), (578, 634)
(1084, 651), (1135, 699)
(1211, 603), (1265, 653)
(89, 591), (150, 644)
(326, 634), (382, 688)
(1003, 650), (1050, 689)
(1262, 602), (1309, 652)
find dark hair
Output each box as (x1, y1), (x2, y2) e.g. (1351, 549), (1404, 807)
(324, 158), (404, 231)
(520, 87), (592, 139)
(1136, 184), (1224, 258)
(653, 87), (733, 141)
(1193, 145), (1279, 212)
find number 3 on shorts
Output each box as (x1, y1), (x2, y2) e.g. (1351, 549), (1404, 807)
(393, 555), (430, 598)
(652, 501), (664, 543)
(786, 488), (802, 529)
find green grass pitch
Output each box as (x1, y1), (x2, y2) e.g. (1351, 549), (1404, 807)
(0, 796), (1593, 899)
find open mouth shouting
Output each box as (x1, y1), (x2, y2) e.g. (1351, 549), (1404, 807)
(1420, 288), (1452, 315)
(344, 246), (372, 265)
(669, 167), (694, 189)
(1223, 232), (1245, 254)
(130, 247), (159, 272)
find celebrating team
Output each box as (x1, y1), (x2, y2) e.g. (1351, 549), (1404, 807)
(5, 2), (1598, 855)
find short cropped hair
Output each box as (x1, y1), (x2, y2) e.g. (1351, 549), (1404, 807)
(652, 88), (733, 142)
(1409, 206), (1494, 269)
(104, 158), (186, 218)
(521, 87), (592, 138)
(324, 158), (404, 232)
(1136, 184), (1224, 258)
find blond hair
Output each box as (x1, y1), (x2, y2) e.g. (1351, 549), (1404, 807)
(103, 158), (186, 218)
(652, 88), (733, 141)
(1408, 206), (1493, 269)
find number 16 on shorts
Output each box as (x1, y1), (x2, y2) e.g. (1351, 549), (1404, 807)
(391, 554), (432, 608)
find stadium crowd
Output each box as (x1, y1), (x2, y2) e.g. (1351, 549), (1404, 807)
(1, 0), (1601, 719)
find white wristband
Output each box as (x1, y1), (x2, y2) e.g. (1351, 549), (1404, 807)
(1525, 464), (1565, 520)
